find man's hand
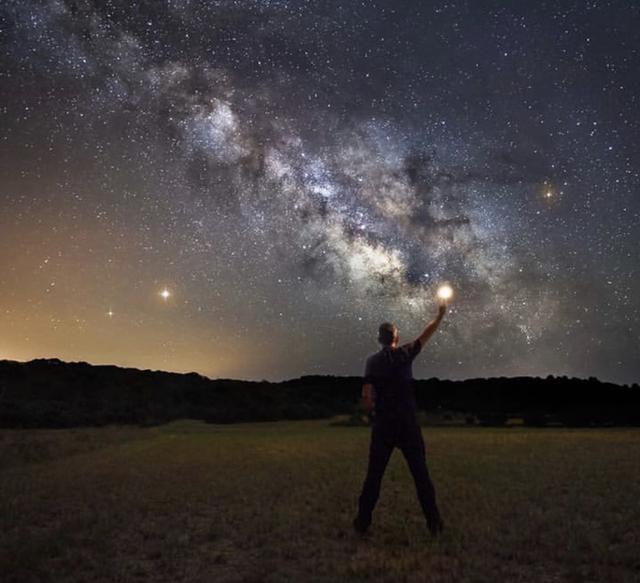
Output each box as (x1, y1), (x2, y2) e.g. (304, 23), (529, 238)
(437, 302), (447, 319)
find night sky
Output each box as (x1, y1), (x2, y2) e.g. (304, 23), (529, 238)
(1, 1), (638, 383)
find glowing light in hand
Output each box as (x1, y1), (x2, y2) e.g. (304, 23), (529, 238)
(160, 288), (171, 301)
(437, 284), (453, 301)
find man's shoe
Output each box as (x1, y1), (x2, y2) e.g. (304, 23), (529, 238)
(426, 515), (444, 537)
(353, 515), (370, 535)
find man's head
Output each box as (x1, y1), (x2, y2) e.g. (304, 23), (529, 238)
(378, 322), (399, 347)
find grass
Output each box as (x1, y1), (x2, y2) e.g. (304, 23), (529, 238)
(1, 418), (639, 582)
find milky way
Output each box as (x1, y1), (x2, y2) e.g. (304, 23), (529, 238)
(1, 1), (638, 383)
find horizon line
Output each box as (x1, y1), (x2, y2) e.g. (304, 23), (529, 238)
(1, 356), (637, 387)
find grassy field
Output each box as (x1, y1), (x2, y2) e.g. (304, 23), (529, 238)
(1, 419), (639, 583)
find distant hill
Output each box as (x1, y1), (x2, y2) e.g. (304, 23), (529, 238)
(0, 359), (638, 428)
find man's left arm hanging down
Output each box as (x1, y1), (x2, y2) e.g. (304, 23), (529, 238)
(362, 383), (374, 413)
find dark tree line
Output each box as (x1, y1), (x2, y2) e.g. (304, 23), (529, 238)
(0, 359), (638, 428)
(413, 376), (640, 426)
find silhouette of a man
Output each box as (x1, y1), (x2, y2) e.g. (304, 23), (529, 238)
(353, 302), (446, 537)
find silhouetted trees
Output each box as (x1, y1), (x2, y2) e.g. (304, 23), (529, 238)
(413, 376), (640, 427)
(0, 359), (638, 428)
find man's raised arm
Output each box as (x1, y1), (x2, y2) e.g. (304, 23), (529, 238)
(416, 303), (447, 348)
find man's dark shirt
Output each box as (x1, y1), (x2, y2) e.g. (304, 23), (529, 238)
(363, 339), (422, 419)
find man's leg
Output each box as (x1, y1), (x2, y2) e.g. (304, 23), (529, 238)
(356, 421), (394, 530)
(399, 424), (442, 532)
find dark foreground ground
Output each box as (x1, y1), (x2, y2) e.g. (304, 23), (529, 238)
(1, 419), (639, 582)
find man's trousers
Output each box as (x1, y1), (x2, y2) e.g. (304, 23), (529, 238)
(357, 411), (440, 527)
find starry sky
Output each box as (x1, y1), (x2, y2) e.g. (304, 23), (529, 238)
(1, 1), (638, 384)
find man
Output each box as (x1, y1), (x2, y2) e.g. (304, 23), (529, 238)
(353, 302), (447, 537)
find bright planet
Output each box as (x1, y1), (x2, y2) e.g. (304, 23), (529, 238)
(437, 285), (454, 301)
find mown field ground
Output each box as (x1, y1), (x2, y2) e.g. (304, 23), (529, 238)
(1, 419), (639, 582)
